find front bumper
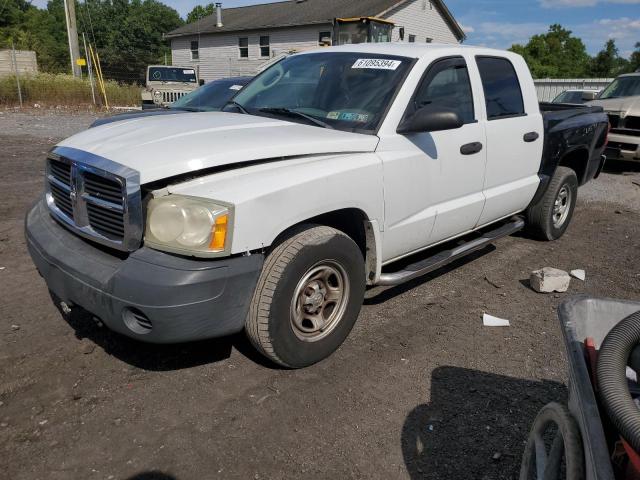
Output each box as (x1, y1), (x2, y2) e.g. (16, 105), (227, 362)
(25, 200), (263, 343)
(606, 132), (640, 161)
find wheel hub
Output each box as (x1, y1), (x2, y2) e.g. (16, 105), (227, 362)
(552, 185), (572, 228)
(290, 261), (350, 342)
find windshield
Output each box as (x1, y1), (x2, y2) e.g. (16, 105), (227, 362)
(552, 91), (583, 104)
(171, 79), (249, 111)
(148, 67), (197, 83)
(226, 52), (413, 133)
(599, 76), (640, 99)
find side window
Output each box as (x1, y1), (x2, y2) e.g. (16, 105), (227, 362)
(238, 37), (249, 58)
(411, 58), (475, 125)
(260, 36), (270, 58)
(190, 41), (199, 61)
(476, 56), (525, 120)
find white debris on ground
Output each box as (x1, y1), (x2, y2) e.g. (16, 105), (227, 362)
(483, 313), (511, 327)
(570, 269), (586, 281)
(530, 267), (571, 293)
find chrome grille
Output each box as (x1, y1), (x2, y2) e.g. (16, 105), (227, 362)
(45, 146), (142, 252)
(162, 91), (187, 104)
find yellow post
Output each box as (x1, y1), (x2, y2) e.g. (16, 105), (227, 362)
(89, 44), (109, 109)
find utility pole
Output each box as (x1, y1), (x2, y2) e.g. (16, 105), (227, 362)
(63, 0), (82, 77)
(10, 40), (23, 108)
(82, 32), (96, 105)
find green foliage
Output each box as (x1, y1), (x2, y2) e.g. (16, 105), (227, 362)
(0, 72), (141, 105)
(588, 39), (630, 77)
(186, 3), (216, 24)
(0, 0), (183, 82)
(630, 43), (640, 72)
(509, 24), (590, 78)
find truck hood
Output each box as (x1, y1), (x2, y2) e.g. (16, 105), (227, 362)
(58, 112), (379, 184)
(589, 96), (640, 115)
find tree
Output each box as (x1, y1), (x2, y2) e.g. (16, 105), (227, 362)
(589, 39), (630, 77)
(630, 42), (640, 72)
(186, 3), (215, 24)
(509, 24), (590, 78)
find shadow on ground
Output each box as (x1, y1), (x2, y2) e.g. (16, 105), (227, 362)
(126, 472), (178, 480)
(401, 366), (567, 479)
(50, 293), (276, 371)
(603, 159), (640, 175)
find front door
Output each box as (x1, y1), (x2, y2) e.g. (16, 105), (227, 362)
(379, 57), (487, 263)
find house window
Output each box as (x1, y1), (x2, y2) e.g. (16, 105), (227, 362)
(260, 36), (270, 57)
(408, 34), (416, 43)
(319, 31), (332, 46)
(190, 40), (199, 60)
(238, 37), (248, 58)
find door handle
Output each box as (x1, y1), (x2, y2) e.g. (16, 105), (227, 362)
(460, 142), (483, 155)
(523, 131), (539, 142)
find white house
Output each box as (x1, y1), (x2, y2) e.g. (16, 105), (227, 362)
(166, 0), (465, 82)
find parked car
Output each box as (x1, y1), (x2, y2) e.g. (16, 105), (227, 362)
(589, 72), (640, 161)
(551, 89), (600, 104)
(141, 65), (202, 109)
(91, 77), (252, 128)
(26, 44), (608, 368)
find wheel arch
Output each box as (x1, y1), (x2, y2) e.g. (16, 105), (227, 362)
(558, 147), (590, 185)
(268, 208), (381, 286)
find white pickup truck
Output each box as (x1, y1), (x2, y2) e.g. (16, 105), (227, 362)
(26, 44), (609, 368)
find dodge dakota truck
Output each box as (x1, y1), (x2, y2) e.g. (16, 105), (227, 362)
(26, 44), (609, 368)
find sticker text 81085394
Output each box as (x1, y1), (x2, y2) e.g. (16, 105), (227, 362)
(352, 59), (402, 70)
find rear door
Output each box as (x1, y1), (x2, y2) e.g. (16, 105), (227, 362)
(474, 55), (543, 226)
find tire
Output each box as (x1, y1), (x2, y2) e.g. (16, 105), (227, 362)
(526, 166), (578, 241)
(519, 402), (584, 480)
(246, 225), (366, 368)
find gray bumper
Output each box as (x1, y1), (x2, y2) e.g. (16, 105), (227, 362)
(25, 200), (263, 343)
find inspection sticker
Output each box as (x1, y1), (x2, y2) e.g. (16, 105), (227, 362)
(352, 58), (401, 70)
(228, 85), (243, 90)
(183, 69), (195, 74)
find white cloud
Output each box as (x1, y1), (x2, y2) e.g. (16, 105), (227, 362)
(460, 24), (475, 33)
(540, 0), (640, 7)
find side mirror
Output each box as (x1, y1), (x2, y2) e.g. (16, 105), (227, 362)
(581, 91), (597, 101)
(199, 79), (205, 86)
(397, 106), (464, 134)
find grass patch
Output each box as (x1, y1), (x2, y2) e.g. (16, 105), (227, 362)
(0, 73), (141, 107)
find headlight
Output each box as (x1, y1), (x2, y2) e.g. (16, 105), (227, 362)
(144, 195), (233, 257)
(153, 90), (163, 104)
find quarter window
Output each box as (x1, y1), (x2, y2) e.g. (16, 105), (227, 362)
(190, 40), (199, 60)
(238, 37), (248, 58)
(476, 56), (525, 120)
(411, 58), (475, 125)
(260, 36), (270, 58)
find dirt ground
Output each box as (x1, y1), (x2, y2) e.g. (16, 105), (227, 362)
(1, 110), (639, 480)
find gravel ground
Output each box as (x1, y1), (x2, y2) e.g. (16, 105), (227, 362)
(0, 110), (639, 480)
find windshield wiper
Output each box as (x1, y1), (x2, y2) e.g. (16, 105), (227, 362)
(226, 101), (250, 114)
(259, 107), (334, 129)
(171, 106), (202, 112)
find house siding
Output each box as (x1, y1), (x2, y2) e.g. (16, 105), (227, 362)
(171, 24), (330, 81)
(385, 0), (459, 44)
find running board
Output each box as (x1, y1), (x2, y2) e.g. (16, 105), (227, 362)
(377, 217), (525, 287)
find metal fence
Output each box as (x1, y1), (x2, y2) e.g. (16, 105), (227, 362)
(534, 78), (613, 102)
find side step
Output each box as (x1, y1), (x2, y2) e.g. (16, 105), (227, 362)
(377, 217), (525, 287)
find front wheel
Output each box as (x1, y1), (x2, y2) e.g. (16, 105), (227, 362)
(526, 166), (578, 241)
(246, 225), (366, 368)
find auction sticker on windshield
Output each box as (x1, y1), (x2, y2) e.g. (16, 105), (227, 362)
(352, 59), (402, 70)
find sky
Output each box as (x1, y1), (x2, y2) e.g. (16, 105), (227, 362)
(29, 0), (640, 57)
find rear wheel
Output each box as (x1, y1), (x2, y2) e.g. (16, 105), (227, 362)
(246, 225), (365, 368)
(526, 166), (578, 241)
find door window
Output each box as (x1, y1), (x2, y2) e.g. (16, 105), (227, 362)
(410, 58), (475, 125)
(476, 56), (525, 120)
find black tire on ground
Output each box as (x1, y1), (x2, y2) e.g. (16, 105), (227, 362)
(519, 402), (585, 480)
(246, 225), (366, 368)
(526, 166), (578, 241)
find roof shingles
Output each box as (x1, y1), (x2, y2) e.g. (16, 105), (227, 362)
(166, 0), (464, 40)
